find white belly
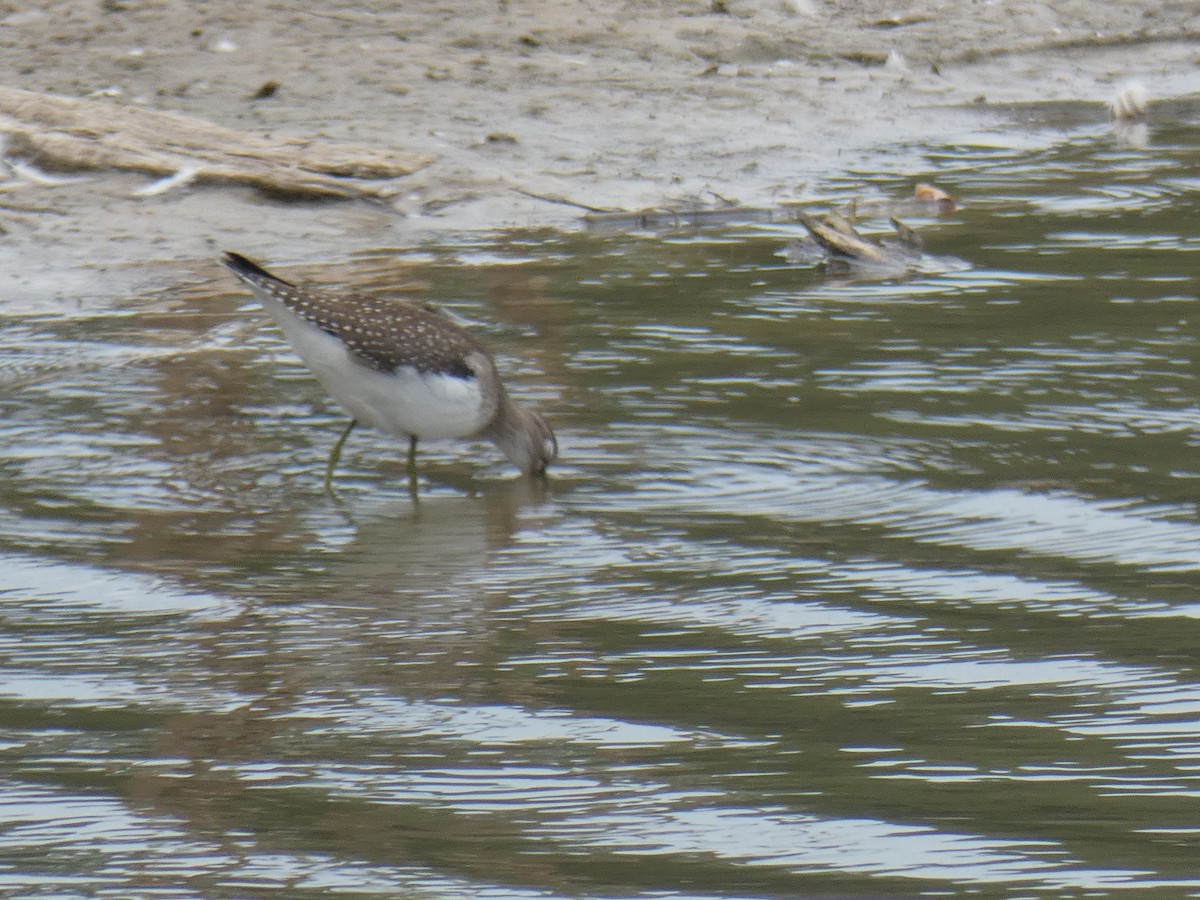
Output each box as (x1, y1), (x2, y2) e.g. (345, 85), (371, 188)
(266, 304), (490, 440)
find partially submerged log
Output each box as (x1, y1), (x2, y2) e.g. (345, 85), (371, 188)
(790, 211), (927, 276)
(0, 86), (432, 199)
(796, 211), (889, 263)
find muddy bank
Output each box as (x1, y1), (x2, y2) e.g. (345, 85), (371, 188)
(1, 1), (1198, 298)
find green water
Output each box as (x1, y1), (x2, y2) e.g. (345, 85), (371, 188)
(1, 114), (1199, 897)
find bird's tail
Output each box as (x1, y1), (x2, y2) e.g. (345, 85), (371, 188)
(221, 251), (296, 288)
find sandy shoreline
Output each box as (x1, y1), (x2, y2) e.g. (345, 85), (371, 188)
(2, 1), (1198, 299)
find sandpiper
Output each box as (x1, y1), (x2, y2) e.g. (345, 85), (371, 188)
(221, 251), (557, 483)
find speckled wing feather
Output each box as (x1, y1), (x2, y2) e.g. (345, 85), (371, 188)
(222, 252), (485, 378)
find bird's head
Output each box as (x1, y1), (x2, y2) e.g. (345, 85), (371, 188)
(493, 405), (558, 477)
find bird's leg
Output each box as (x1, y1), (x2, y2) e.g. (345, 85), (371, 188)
(406, 435), (419, 474)
(405, 435), (420, 499)
(324, 418), (358, 490)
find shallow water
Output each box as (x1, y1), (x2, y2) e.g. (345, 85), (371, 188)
(2, 111), (1200, 898)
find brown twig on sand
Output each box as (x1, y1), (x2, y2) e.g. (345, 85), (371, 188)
(509, 185), (623, 214)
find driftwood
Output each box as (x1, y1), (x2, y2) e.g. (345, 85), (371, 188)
(796, 211), (890, 263)
(0, 86), (432, 199)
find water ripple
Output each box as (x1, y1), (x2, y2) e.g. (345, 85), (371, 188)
(2, 118), (1200, 897)
(600, 437), (1200, 571)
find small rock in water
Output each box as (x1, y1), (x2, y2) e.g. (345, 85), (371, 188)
(914, 182), (956, 214)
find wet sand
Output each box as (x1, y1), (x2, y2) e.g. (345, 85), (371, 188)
(2, 0), (1198, 297)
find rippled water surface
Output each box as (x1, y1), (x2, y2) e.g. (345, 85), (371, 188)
(3, 112), (1200, 897)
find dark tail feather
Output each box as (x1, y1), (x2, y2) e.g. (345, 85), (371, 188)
(221, 251), (295, 287)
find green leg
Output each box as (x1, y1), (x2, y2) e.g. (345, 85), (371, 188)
(405, 435), (420, 498)
(324, 418), (358, 490)
(406, 435), (419, 474)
